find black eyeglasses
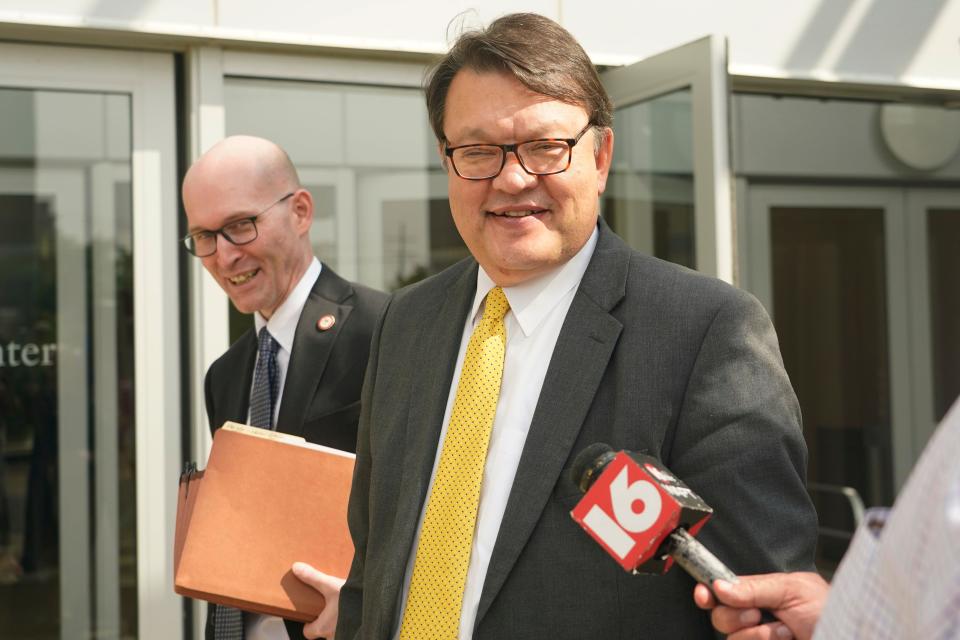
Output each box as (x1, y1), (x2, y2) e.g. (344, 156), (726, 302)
(444, 122), (594, 180)
(182, 192), (294, 257)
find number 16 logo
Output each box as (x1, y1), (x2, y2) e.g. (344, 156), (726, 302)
(571, 452), (679, 571)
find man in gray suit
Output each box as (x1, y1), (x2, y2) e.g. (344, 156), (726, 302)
(336, 13), (817, 639)
(182, 135), (386, 640)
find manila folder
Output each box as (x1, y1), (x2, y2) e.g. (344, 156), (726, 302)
(174, 422), (355, 622)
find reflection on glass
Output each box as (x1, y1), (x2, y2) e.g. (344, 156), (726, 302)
(927, 208), (960, 420)
(309, 184), (337, 269)
(604, 89), (695, 268)
(0, 88), (135, 638)
(382, 198), (466, 290)
(224, 78), (468, 341)
(770, 207), (893, 570)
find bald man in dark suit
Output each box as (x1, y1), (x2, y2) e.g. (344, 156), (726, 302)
(182, 135), (386, 640)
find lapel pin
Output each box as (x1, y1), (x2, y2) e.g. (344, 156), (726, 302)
(317, 314), (336, 331)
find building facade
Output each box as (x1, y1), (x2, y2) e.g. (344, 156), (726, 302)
(0, 1), (958, 638)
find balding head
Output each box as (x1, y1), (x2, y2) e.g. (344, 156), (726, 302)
(183, 136), (315, 318)
(184, 135), (301, 198)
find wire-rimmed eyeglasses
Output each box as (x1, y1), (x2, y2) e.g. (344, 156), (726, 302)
(444, 122), (594, 180)
(182, 192), (294, 257)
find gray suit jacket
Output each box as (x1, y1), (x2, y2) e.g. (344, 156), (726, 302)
(338, 221), (817, 639)
(203, 264), (386, 640)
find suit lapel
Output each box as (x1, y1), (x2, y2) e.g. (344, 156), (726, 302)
(476, 223), (629, 624)
(225, 331), (257, 425)
(381, 262), (478, 612)
(275, 267), (354, 437)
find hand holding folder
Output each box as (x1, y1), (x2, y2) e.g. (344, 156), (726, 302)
(174, 422), (355, 622)
(291, 562), (346, 638)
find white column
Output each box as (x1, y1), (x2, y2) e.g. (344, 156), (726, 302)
(91, 157), (122, 639)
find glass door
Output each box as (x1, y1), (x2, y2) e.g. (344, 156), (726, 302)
(742, 185), (959, 568)
(0, 43), (181, 640)
(601, 36), (734, 280)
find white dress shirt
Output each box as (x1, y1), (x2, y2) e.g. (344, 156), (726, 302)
(814, 396), (960, 639)
(245, 257), (321, 640)
(394, 228), (599, 640)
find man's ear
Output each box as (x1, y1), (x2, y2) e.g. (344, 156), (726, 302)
(290, 188), (314, 234)
(595, 127), (614, 195)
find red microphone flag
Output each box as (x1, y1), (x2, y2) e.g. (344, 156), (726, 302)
(570, 451), (712, 573)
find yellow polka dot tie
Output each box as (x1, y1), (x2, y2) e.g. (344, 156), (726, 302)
(399, 287), (510, 640)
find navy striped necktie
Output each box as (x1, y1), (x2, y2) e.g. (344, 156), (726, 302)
(249, 329), (280, 429)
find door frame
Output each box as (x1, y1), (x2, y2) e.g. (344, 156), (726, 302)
(905, 188), (960, 445)
(0, 41), (182, 640)
(601, 35), (734, 282)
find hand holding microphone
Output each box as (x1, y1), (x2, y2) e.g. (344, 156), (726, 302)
(693, 573), (828, 640)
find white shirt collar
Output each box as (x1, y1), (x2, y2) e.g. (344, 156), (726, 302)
(253, 257), (322, 352)
(471, 226), (598, 337)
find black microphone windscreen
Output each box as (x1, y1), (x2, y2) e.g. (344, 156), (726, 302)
(571, 442), (616, 493)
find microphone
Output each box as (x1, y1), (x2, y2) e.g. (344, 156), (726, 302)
(569, 444), (738, 590)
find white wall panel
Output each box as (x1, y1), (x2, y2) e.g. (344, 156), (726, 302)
(1, 0), (214, 26)
(4, 0), (960, 86)
(564, 0), (960, 87)
(216, 0), (557, 48)
(734, 94), (960, 179)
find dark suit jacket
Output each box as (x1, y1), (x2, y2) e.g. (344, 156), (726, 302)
(203, 264), (386, 640)
(337, 221), (817, 639)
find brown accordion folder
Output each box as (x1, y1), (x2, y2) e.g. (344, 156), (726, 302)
(174, 422), (355, 622)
